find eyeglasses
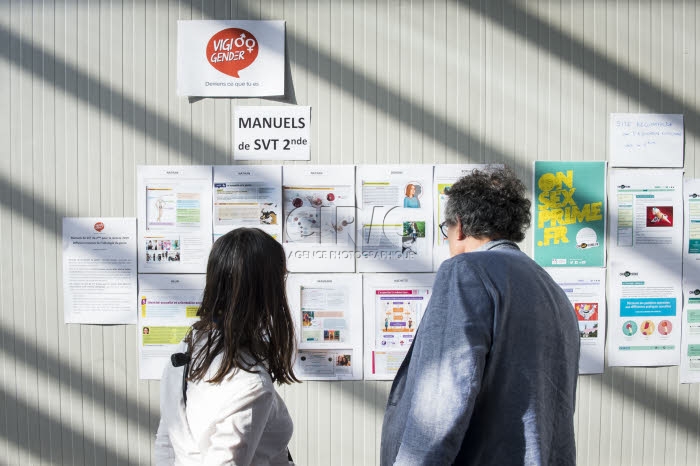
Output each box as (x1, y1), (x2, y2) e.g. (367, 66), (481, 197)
(439, 221), (449, 239)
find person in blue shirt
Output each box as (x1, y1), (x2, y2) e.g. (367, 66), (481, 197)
(403, 184), (420, 208)
(381, 167), (580, 466)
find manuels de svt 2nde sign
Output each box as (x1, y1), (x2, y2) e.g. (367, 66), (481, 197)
(233, 106), (311, 161)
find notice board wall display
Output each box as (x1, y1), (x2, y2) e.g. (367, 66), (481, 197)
(18, 4), (700, 464)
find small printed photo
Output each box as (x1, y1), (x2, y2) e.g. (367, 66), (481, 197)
(646, 206), (673, 227)
(403, 183), (423, 208)
(402, 221), (426, 239)
(146, 238), (181, 251)
(622, 320), (638, 336)
(259, 205), (278, 225)
(658, 319), (673, 336)
(302, 311), (314, 327)
(641, 320), (655, 336)
(142, 327), (150, 335)
(336, 354), (352, 367)
(145, 251), (181, 262)
(401, 237), (418, 255)
(578, 322), (598, 338)
(574, 303), (598, 321)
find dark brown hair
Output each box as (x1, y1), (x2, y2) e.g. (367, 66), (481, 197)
(185, 228), (299, 385)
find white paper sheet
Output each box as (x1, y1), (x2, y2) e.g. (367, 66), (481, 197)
(233, 106), (311, 161)
(363, 273), (436, 380)
(282, 165), (356, 272)
(680, 282), (700, 383)
(62, 217), (137, 324)
(137, 166), (213, 274)
(608, 259), (682, 367)
(545, 267), (606, 374)
(213, 165), (282, 242)
(433, 164), (503, 271)
(287, 274), (363, 380)
(609, 113), (684, 167)
(177, 20), (285, 97)
(608, 168), (683, 264)
(681, 179), (700, 382)
(356, 165), (434, 272)
(138, 274), (205, 379)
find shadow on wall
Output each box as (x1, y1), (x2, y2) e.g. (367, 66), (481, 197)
(1, 0), (699, 462)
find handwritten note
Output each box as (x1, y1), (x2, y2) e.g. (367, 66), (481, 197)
(609, 113), (684, 167)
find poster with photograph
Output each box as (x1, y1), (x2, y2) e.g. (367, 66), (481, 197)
(608, 168), (683, 264)
(434, 164), (503, 270)
(534, 161), (606, 268)
(62, 217), (137, 324)
(282, 165), (356, 272)
(363, 273), (435, 380)
(287, 274), (363, 380)
(609, 113), (684, 167)
(357, 165), (434, 272)
(177, 20), (285, 97)
(137, 165), (213, 274)
(608, 259), (682, 367)
(213, 165), (282, 242)
(138, 274), (204, 379)
(546, 267), (606, 374)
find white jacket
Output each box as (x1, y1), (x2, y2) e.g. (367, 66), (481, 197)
(154, 343), (294, 466)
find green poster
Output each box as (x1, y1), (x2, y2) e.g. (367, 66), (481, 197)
(533, 161), (606, 267)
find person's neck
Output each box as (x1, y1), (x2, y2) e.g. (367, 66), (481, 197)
(451, 236), (492, 255)
(463, 236), (492, 252)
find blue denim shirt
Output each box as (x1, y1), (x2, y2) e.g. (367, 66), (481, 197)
(380, 240), (580, 465)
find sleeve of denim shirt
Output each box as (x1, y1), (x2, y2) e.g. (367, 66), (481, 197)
(394, 256), (493, 466)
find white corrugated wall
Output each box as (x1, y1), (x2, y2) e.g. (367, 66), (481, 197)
(1, 1), (699, 464)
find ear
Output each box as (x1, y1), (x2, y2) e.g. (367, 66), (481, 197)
(454, 219), (466, 241)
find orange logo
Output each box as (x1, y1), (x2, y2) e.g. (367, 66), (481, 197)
(94, 222), (105, 232)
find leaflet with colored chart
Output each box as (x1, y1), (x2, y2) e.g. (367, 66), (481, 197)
(62, 217), (137, 324)
(287, 274), (362, 380)
(357, 165), (434, 272)
(213, 165), (281, 242)
(137, 165), (213, 273)
(608, 168), (683, 264)
(608, 259), (681, 367)
(546, 267), (606, 374)
(681, 179), (700, 382)
(282, 165), (356, 272)
(363, 273), (435, 380)
(138, 274), (204, 379)
(534, 161), (606, 267)
(433, 164), (502, 271)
